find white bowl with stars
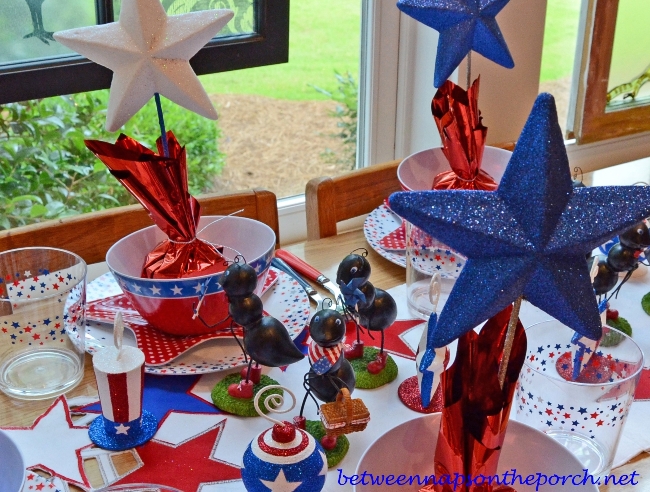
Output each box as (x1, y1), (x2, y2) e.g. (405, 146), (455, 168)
(106, 216), (275, 336)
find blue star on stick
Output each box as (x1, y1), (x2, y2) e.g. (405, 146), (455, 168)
(397, 0), (514, 87)
(389, 93), (650, 347)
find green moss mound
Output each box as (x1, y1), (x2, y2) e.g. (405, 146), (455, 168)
(642, 292), (650, 316)
(601, 317), (633, 347)
(211, 373), (281, 417)
(305, 420), (349, 468)
(349, 346), (398, 389)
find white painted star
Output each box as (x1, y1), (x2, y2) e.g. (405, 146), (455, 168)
(194, 282), (204, 293)
(2, 397), (92, 487)
(115, 423), (130, 435)
(132, 283), (142, 293)
(54, 0), (233, 131)
(150, 285), (161, 295)
(260, 469), (302, 492)
(171, 285), (183, 295)
(319, 450), (328, 476)
(24, 270), (31, 277)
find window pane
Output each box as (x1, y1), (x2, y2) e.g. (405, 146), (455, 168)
(199, 0), (362, 199)
(112, 0), (256, 36)
(606, 0), (650, 110)
(538, 0), (581, 136)
(0, 0), (96, 66)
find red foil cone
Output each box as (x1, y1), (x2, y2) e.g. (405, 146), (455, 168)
(424, 305), (527, 492)
(431, 78), (497, 191)
(85, 132), (224, 279)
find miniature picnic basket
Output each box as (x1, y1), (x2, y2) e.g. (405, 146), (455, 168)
(320, 388), (370, 436)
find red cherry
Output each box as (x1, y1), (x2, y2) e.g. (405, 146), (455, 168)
(320, 435), (337, 450)
(606, 308), (619, 320)
(293, 415), (307, 430)
(272, 422), (296, 443)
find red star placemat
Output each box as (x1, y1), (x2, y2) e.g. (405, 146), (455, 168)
(634, 368), (650, 401)
(113, 419), (241, 490)
(346, 318), (424, 360)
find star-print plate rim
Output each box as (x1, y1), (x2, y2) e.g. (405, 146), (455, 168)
(364, 204), (466, 278)
(84, 270), (310, 375)
(364, 204), (407, 267)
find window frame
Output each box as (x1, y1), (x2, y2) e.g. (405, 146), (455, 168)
(568, 0), (650, 144)
(0, 0), (289, 104)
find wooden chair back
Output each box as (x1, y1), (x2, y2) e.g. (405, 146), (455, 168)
(305, 159), (401, 240)
(305, 142), (517, 240)
(0, 189), (280, 265)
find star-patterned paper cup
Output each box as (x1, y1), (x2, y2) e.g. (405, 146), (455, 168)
(0, 247), (86, 400)
(515, 319), (643, 479)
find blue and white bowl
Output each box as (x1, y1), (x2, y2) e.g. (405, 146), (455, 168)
(106, 216), (275, 336)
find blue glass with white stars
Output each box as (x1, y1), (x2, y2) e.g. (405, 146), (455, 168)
(0, 247), (87, 400)
(515, 320), (643, 478)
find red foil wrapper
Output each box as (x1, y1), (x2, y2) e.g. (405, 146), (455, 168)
(85, 132), (224, 279)
(424, 305), (527, 492)
(431, 78), (497, 191)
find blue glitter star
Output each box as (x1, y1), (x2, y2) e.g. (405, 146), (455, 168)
(397, 0), (514, 87)
(389, 93), (650, 347)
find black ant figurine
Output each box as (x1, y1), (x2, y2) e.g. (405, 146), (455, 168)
(337, 250), (397, 374)
(588, 220), (650, 325)
(296, 307), (355, 450)
(195, 259), (304, 399)
(590, 221), (650, 296)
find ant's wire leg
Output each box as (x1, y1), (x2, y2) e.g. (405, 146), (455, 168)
(231, 321), (248, 363)
(244, 358), (254, 383)
(301, 374), (320, 415)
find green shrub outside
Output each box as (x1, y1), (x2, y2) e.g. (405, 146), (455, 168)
(0, 91), (224, 230)
(312, 71), (358, 169)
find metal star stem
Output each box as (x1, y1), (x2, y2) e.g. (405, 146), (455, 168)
(154, 93), (169, 157)
(498, 295), (522, 388)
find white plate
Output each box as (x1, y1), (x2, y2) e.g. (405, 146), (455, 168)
(0, 430), (25, 492)
(355, 413), (599, 492)
(85, 270), (310, 375)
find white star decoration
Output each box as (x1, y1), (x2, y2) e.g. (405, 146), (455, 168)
(150, 285), (161, 295)
(171, 285), (183, 295)
(194, 283), (204, 293)
(319, 451), (328, 476)
(54, 0), (233, 131)
(260, 469), (302, 492)
(1, 397), (92, 487)
(115, 423), (130, 435)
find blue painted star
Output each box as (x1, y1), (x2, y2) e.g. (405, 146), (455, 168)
(390, 93), (650, 347)
(397, 0), (514, 87)
(80, 374), (219, 422)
